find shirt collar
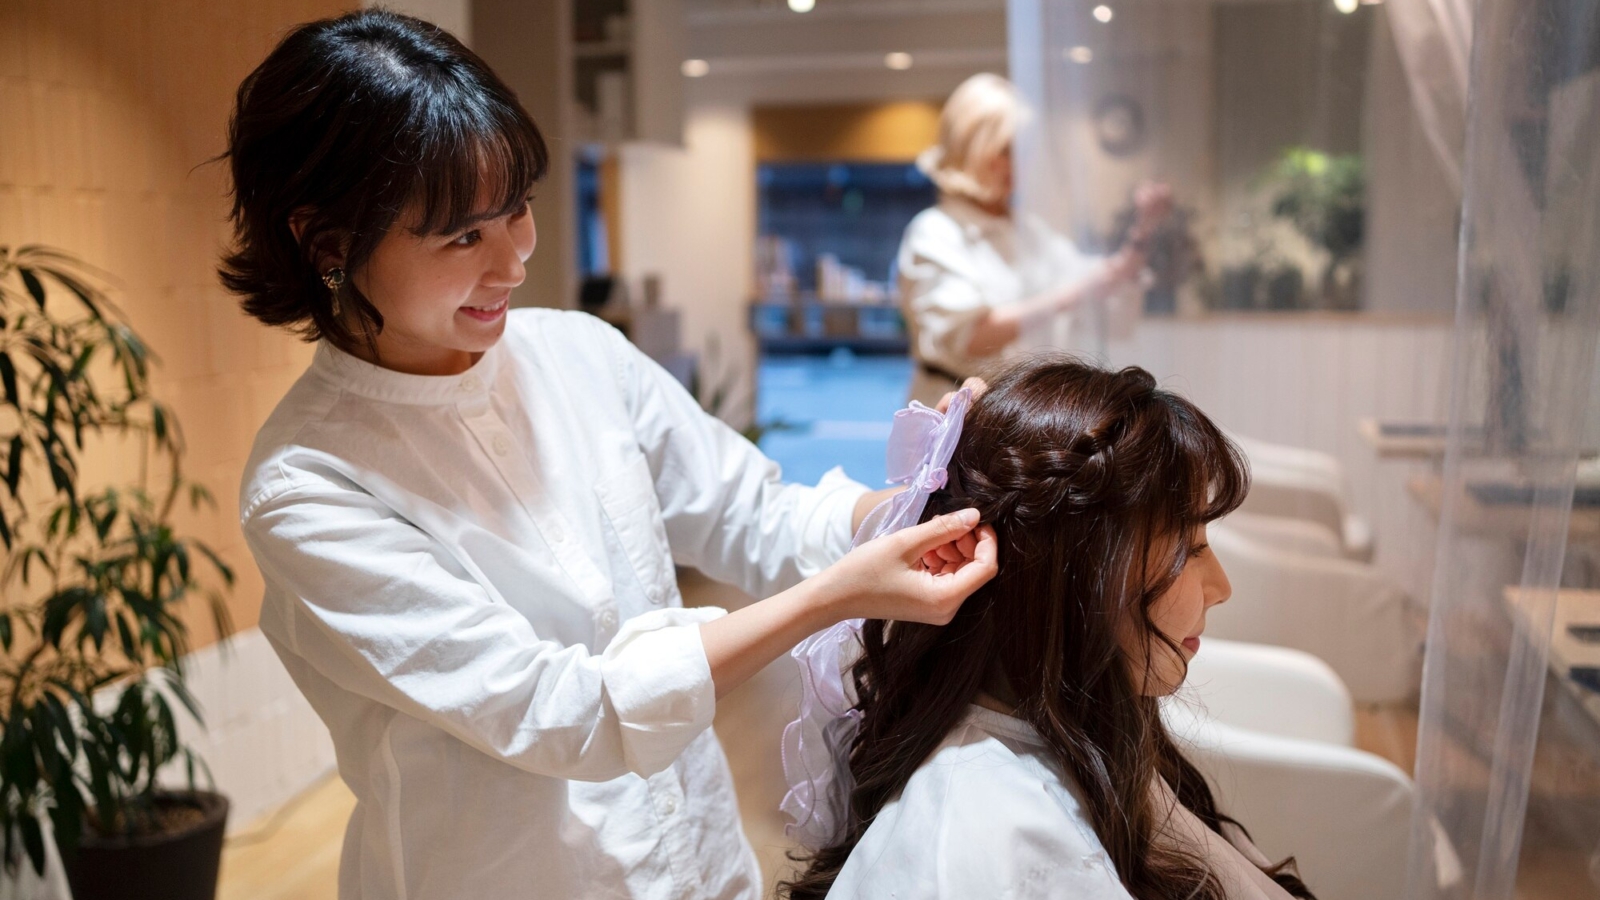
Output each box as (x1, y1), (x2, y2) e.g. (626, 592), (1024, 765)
(961, 704), (1046, 746)
(310, 338), (503, 405)
(941, 195), (1014, 240)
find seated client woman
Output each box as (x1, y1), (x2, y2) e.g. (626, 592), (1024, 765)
(782, 358), (1315, 899)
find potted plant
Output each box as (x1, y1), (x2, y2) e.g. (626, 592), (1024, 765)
(1265, 147), (1366, 310)
(0, 245), (235, 900)
(687, 333), (794, 446)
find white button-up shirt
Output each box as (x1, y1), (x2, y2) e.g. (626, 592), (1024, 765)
(240, 309), (866, 900)
(897, 197), (1140, 405)
(828, 706), (1294, 900)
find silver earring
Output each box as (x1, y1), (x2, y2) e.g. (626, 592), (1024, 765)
(322, 267), (346, 316)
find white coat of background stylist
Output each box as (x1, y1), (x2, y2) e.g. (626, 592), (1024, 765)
(223, 11), (996, 900)
(899, 73), (1174, 406)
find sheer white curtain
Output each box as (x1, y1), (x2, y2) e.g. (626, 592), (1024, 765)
(1405, 0), (1600, 894)
(1010, 0), (1600, 896)
(1385, 0), (1473, 194)
(1006, 0), (1456, 644)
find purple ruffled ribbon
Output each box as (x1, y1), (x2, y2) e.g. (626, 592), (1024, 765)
(779, 389), (973, 850)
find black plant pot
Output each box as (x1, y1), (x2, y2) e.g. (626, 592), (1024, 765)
(63, 791), (229, 900)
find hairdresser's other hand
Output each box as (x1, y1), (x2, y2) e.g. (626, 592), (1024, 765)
(1104, 245), (1146, 287)
(825, 509), (998, 626)
(1132, 180), (1174, 231)
(921, 520), (982, 573)
(936, 377), (988, 414)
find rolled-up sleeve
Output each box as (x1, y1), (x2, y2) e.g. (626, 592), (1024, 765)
(898, 219), (991, 373)
(244, 482), (723, 782)
(591, 323), (867, 600)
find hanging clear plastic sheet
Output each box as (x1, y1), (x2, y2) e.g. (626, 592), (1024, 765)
(1406, 0), (1600, 897)
(1009, 0), (1600, 897)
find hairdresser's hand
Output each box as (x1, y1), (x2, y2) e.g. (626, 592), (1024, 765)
(936, 377), (987, 414)
(1103, 246), (1146, 287)
(700, 510), (996, 698)
(823, 509), (998, 626)
(1132, 180), (1174, 232)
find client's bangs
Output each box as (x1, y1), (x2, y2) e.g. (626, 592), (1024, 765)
(1162, 398), (1251, 527)
(405, 91), (548, 236)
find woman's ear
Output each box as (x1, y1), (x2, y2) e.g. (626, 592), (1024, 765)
(288, 208), (347, 273)
(288, 208), (311, 244)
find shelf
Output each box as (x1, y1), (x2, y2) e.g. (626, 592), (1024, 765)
(574, 40), (630, 59)
(748, 301), (908, 355)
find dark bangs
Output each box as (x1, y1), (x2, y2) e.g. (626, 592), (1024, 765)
(400, 75), (547, 236)
(319, 12), (549, 240)
(1154, 391), (1251, 529)
(1131, 387), (1251, 600)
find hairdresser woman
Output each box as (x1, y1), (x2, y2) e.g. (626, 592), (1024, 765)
(226, 11), (994, 900)
(900, 73), (1173, 405)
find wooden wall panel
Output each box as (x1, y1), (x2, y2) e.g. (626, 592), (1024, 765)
(753, 100), (942, 163)
(0, 0), (352, 648)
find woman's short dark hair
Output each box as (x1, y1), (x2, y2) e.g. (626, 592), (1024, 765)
(218, 8), (548, 351)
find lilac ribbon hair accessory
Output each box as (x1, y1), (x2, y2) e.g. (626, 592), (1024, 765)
(779, 388), (973, 851)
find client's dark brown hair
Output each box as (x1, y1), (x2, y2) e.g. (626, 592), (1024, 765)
(782, 357), (1314, 900)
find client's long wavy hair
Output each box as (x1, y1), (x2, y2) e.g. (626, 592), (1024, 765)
(782, 359), (1313, 900)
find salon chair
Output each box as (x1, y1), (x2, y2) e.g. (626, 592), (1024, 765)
(1214, 511), (1344, 560)
(1203, 521), (1420, 704)
(1232, 435), (1375, 563)
(1165, 639), (1462, 900)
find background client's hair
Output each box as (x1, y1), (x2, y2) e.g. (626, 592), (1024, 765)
(782, 357), (1314, 900)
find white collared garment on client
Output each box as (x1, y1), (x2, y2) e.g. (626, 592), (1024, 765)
(826, 705), (1297, 900)
(240, 308), (866, 900)
(897, 196), (1142, 406)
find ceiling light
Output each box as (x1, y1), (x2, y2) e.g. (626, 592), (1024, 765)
(1093, 5), (1113, 23)
(1066, 45), (1093, 64)
(681, 59), (709, 78)
(1333, 0), (1358, 12)
(885, 52), (913, 71)
(788, 0), (815, 12)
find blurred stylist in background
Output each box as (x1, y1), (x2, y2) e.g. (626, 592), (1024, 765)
(898, 73), (1174, 405)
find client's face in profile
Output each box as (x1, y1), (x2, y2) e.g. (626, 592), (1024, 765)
(1133, 524), (1232, 695)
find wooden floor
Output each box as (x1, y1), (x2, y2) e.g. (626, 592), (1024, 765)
(218, 773), (353, 900)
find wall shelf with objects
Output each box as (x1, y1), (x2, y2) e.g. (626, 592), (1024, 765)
(748, 296), (908, 355)
(571, 0), (685, 146)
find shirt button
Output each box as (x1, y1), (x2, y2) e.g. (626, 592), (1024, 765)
(492, 434), (511, 455)
(655, 794), (677, 816)
(459, 375), (481, 392)
(599, 609), (618, 630)
(548, 522), (566, 543)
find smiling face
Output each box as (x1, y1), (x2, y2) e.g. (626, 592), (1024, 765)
(1125, 524), (1232, 696)
(344, 191), (536, 376)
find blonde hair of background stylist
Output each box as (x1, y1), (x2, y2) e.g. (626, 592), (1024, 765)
(898, 73), (1173, 395)
(917, 72), (1028, 208)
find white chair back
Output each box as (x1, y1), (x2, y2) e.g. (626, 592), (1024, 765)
(1205, 523), (1421, 703)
